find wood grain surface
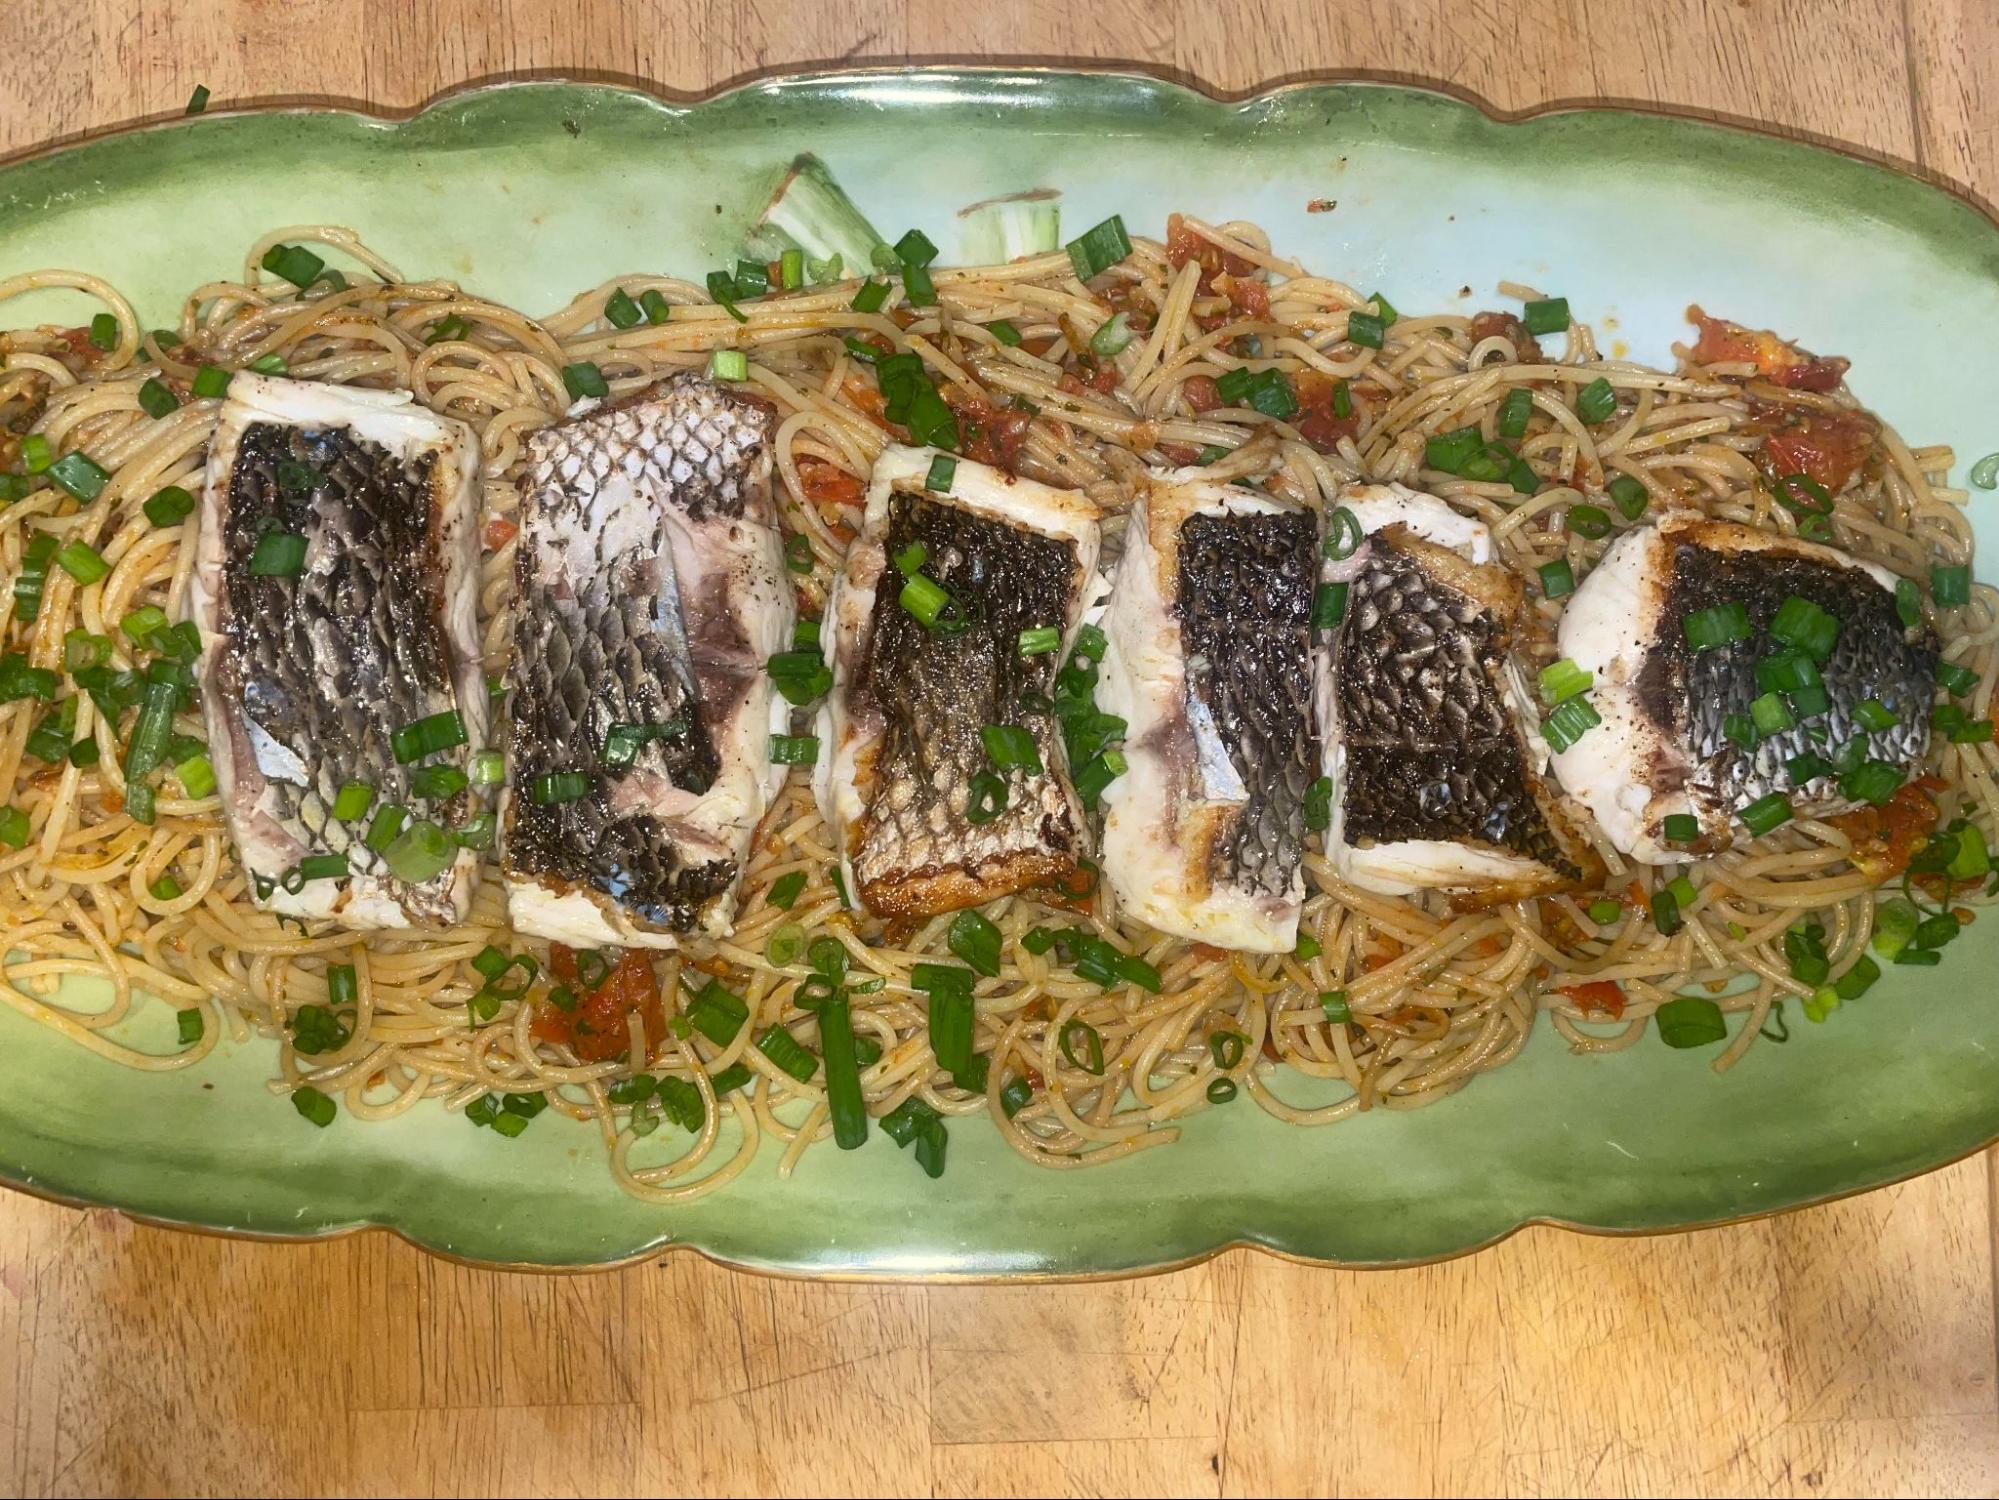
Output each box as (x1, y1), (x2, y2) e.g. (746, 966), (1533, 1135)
(2, 2), (1997, 1494)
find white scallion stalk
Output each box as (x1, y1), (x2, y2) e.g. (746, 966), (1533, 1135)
(957, 190), (1061, 264)
(742, 154), (890, 274)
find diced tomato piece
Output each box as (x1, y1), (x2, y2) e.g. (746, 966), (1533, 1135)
(1558, 979), (1626, 1020)
(532, 945), (667, 1063)
(1759, 406), (1876, 495)
(1467, 311), (1543, 363)
(1182, 375), (1223, 413)
(943, 390), (1034, 473)
(1291, 371), (1363, 452)
(1687, 305), (1849, 391)
(1190, 942), (1228, 961)
(482, 516), (519, 550)
(1217, 273), (1270, 319)
(1158, 442), (1201, 466)
(1824, 777), (1944, 882)
(841, 375), (889, 427)
(794, 457), (866, 509)
(1165, 213), (1256, 292)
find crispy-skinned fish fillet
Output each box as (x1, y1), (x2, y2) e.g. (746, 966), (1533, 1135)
(1552, 510), (1938, 862)
(1095, 471), (1319, 953)
(1317, 482), (1602, 903)
(816, 446), (1101, 919)
(501, 376), (791, 946)
(189, 374), (485, 928)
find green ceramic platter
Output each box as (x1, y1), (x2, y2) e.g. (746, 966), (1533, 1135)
(3, 71), (1997, 1277)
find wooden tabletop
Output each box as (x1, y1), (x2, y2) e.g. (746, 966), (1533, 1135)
(3, 2), (1997, 1495)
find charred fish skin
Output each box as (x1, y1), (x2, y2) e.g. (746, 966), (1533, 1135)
(816, 446), (1101, 920)
(1096, 474), (1319, 953)
(1318, 483), (1601, 901)
(1553, 511), (1938, 862)
(502, 376), (791, 948)
(189, 374), (485, 929)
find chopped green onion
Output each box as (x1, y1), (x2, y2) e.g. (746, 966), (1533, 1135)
(1487, 390), (1532, 444)
(948, 909), (1002, 977)
(818, 993), (867, 1149)
(469, 750), (505, 786)
(1292, 932), (1321, 962)
(603, 288), (642, 329)
(639, 289), (672, 325)
(708, 349), (749, 382)
(1665, 874), (1698, 909)
(757, 1024), (819, 1082)
(384, 819), (454, 884)
(561, 362), (609, 401)
(1303, 775), (1332, 833)
(1951, 716), (1995, 744)
(1538, 658), (1592, 704)
(261, 243), (326, 289)
(63, 630), (110, 673)
(1788, 682), (1830, 720)
(1059, 1018), (1106, 1075)
(1331, 380), (1355, 420)
(1345, 310), (1385, 349)
(1947, 825), (1992, 881)
(1323, 506), (1363, 561)
(918, 969), (976, 1073)
(143, 485), (196, 527)
(330, 780), (376, 822)
(1655, 995), (1727, 1048)
(248, 530), (306, 577)
(1770, 596), (1840, 659)
(851, 278), (890, 314)
(1651, 889), (1683, 936)
(766, 870), (808, 909)
(1575, 378), (1617, 424)
(53, 540), (109, 586)
(1683, 602), (1751, 650)
(764, 922), (805, 968)
(1738, 792), (1794, 836)
(1937, 660), (1979, 697)
(291, 1087), (336, 1127)
(682, 979), (748, 1047)
(175, 1008), (204, 1046)
(1214, 367), (1298, 419)
(980, 723), (1041, 773)
(0, 805), (29, 848)
(137, 377), (181, 419)
(424, 314), (471, 345)
(86, 313), (118, 352)
(1017, 626), (1061, 658)
(766, 650), (833, 706)
(1089, 312), (1135, 357)
(453, 813), (496, 850)
(409, 764), (469, 800)
(1756, 649), (1820, 695)
(1320, 990), (1351, 1024)
(1607, 474), (1649, 521)
(174, 752), (216, 798)
(363, 802), (408, 854)
(1933, 564), (1972, 607)
(1839, 759), (1905, 806)
(1195, 444), (1230, 465)
(19, 435), (50, 473)
(785, 534), (814, 574)
(987, 318), (1023, 346)
(292, 853), (349, 883)
(1855, 698), (1899, 732)
(390, 710), (467, 763)
(1587, 898), (1623, 925)
(966, 769), (1007, 825)
(189, 365), (233, 400)
(185, 84), (211, 114)
(1311, 582), (1348, 631)
(1065, 216), (1132, 281)
(924, 454), (957, 492)
(48, 454), (110, 501)
(529, 771), (591, 803)
(1522, 297), (1570, 335)
(778, 248), (805, 291)
(1424, 426), (1484, 474)
(769, 734), (819, 766)
(1541, 695), (1601, 753)
(1787, 751), (1834, 786)
(1662, 813), (1699, 843)
(247, 353), (288, 376)
(1746, 693), (1793, 737)
(1538, 559), (1575, 599)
